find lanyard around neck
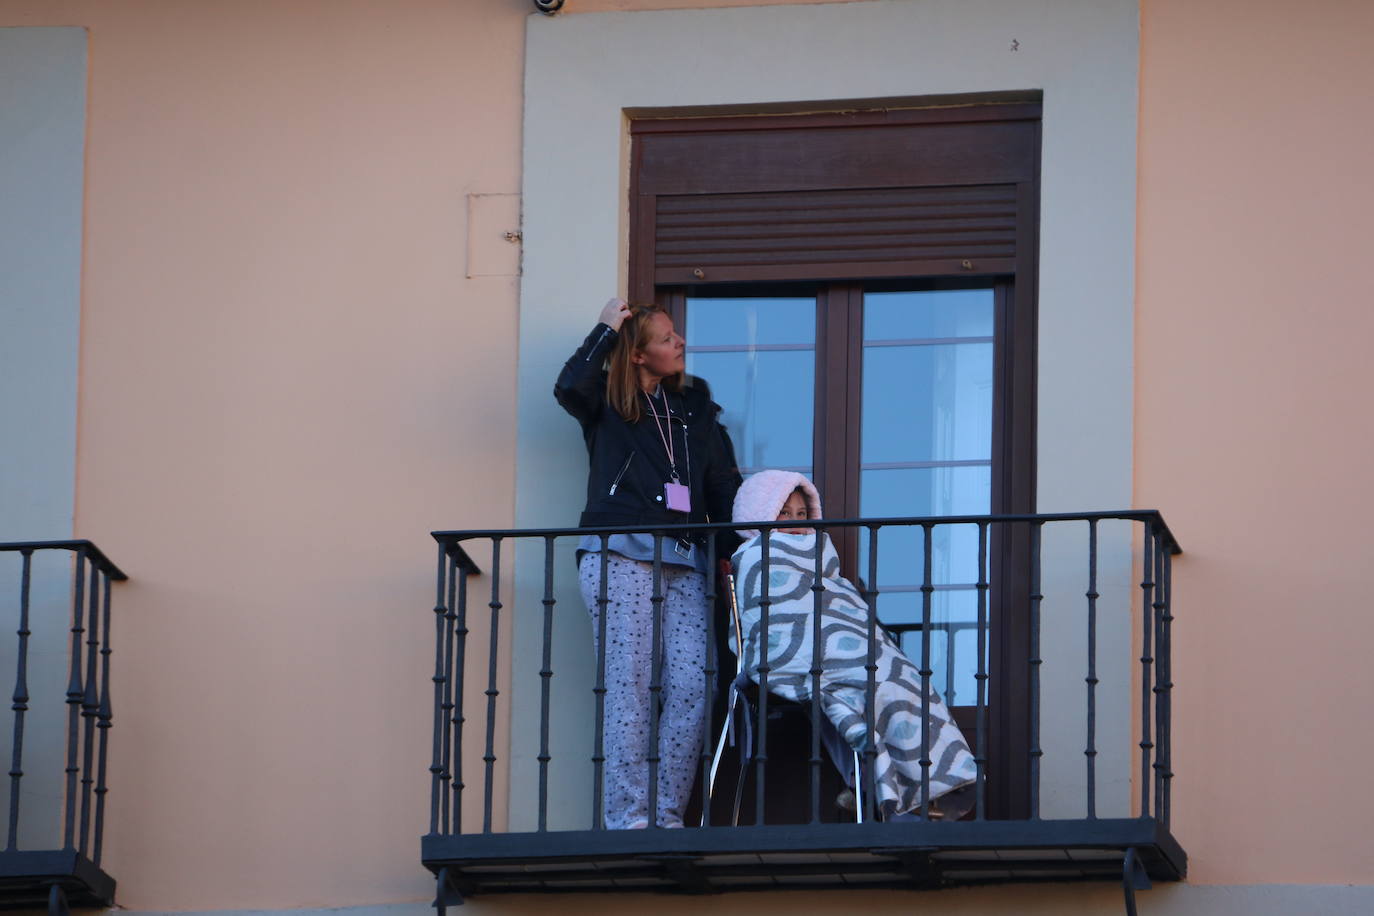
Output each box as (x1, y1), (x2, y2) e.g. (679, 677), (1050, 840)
(643, 388), (680, 480)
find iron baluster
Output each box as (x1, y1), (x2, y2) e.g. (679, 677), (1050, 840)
(482, 538), (503, 834)
(1138, 526), (1155, 818)
(754, 531), (771, 825)
(862, 525), (880, 823)
(62, 548), (87, 850)
(944, 616), (956, 707)
(537, 537), (557, 832)
(439, 550), (458, 834)
(91, 572), (113, 865)
(647, 536), (666, 826)
(1086, 519), (1100, 819)
(429, 542), (449, 836)
(1161, 543), (1175, 826)
(591, 536), (609, 830)
(699, 535), (717, 828)
(1152, 527), (1166, 819)
(78, 563), (101, 854)
(6, 549), (33, 851)
(1029, 521), (1044, 820)
(918, 523), (934, 818)
(451, 562), (470, 833)
(974, 521), (988, 820)
(809, 526), (825, 824)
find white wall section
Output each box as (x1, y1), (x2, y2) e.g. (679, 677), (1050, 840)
(0, 26), (87, 541)
(0, 25), (88, 848)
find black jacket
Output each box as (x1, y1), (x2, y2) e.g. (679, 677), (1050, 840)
(554, 323), (741, 539)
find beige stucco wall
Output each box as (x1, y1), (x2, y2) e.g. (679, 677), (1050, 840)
(1136, 0), (1374, 887)
(0, 0), (527, 909)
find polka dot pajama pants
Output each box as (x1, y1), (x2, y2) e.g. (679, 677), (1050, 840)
(578, 552), (708, 829)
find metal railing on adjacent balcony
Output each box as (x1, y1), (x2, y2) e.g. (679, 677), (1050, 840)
(421, 512), (1183, 912)
(0, 541), (126, 915)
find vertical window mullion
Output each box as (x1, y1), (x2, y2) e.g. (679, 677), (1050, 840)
(812, 285), (831, 497)
(816, 283), (860, 572)
(991, 280), (1012, 516)
(663, 287), (686, 335)
(842, 283), (863, 523)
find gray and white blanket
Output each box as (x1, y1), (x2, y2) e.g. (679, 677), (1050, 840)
(732, 531), (977, 816)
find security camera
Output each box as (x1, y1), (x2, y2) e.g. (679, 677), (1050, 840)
(533, 0), (565, 14)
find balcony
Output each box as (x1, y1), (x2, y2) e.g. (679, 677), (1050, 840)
(0, 541), (125, 915)
(421, 513), (1183, 911)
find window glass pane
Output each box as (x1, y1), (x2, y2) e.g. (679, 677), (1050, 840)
(687, 350), (813, 473)
(864, 288), (994, 341)
(898, 622), (982, 707)
(861, 342), (992, 464)
(685, 296), (815, 475)
(859, 456), (991, 516)
(685, 297), (816, 347)
(885, 590), (978, 704)
(858, 467), (990, 586)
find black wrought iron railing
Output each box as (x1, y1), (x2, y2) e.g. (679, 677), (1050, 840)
(422, 512), (1182, 907)
(0, 540), (126, 914)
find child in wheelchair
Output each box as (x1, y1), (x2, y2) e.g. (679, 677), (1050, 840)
(728, 469), (977, 820)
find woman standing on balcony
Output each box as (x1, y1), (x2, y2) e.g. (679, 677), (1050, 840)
(555, 297), (742, 830)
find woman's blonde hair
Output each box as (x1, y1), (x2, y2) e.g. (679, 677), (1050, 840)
(606, 303), (683, 423)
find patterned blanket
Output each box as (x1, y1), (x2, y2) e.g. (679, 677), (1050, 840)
(732, 530), (977, 816)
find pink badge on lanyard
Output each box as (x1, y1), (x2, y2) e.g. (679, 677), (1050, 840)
(664, 480), (691, 513)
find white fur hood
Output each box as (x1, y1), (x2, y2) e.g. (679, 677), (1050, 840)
(731, 469), (823, 539)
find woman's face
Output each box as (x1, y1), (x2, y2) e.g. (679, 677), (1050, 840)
(633, 312), (685, 381)
(775, 489), (812, 535)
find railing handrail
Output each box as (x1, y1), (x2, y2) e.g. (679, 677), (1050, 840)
(432, 509), (1182, 575)
(0, 540), (128, 581)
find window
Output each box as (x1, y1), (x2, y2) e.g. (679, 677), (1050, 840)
(631, 102), (1040, 818)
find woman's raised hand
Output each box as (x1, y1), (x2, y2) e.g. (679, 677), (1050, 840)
(599, 297), (632, 331)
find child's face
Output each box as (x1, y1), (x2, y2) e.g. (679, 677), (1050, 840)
(775, 489), (812, 535)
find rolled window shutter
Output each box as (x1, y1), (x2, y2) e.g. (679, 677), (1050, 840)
(652, 184), (1017, 284)
(630, 104), (1039, 293)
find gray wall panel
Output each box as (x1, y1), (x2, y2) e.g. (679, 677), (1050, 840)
(0, 25), (88, 849)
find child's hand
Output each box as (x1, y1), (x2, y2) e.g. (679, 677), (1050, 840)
(599, 297), (631, 331)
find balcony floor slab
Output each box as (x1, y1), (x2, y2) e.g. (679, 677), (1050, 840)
(422, 817), (1185, 896)
(0, 850), (115, 910)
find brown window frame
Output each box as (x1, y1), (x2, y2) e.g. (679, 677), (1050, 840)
(630, 102), (1040, 819)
